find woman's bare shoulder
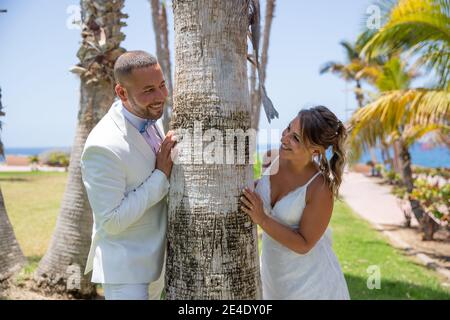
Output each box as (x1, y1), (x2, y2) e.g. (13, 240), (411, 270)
(306, 173), (333, 204)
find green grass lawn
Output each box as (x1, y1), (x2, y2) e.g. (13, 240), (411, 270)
(331, 200), (449, 299)
(0, 171), (67, 259)
(1, 171), (449, 299)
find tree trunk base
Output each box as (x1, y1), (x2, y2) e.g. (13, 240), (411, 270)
(33, 273), (97, 299)
(420, 213), (440, 241)
(403, 217), (411, 228)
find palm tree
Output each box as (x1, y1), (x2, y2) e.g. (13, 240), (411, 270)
(34, 0), (126, 297)
(356, 0), (450, 239)
(350, 90), (449, 239)
(0, 189), (26, 282)
(166, 0), (262, 299)
(362, 0), (450, 88)
(150, 0), (173, 133)
(320, 40), (380, 109)
(349, 56), (450, 239)
(248, 0), (278, 127)
(321, 40), (382, 165)
(250, 0), (276, 130)
(0, 87), (26, 282)
(349, 56), (417, 164)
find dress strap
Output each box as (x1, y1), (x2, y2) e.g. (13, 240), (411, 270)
(262, 154), (280, 177)
(304, 171), (321, 188)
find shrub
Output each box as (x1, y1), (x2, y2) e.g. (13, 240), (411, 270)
(40, 151), (70, 168)
(411, 179), (449, 224)
(28, 155), (39, 163)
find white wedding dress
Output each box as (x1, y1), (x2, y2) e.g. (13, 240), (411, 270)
(255, 157), (350, 300)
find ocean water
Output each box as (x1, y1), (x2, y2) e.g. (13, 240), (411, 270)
(255, 143), (449, 168)
(358, 143), (450, 169)
(3, 143), (449, 168)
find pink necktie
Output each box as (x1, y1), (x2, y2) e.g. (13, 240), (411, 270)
(142, 124), (163, 155)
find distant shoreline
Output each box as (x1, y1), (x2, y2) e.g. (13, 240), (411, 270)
(3, 144), (449, 168)
(4, 147), (71, 157)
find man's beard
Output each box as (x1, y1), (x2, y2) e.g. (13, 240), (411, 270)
(128, 94), (152, 119)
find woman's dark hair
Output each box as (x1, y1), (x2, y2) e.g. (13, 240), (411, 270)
(297, 105), (347, 198)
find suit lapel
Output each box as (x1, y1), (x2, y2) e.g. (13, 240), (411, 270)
(108, 100), (154, 162)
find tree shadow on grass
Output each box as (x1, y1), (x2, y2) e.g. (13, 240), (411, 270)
(344, 274), (450, 300)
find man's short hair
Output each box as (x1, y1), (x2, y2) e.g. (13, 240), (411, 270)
(113, 50), (158, 84)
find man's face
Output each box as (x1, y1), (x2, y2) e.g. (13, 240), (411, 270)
(116, 64), (168, 120)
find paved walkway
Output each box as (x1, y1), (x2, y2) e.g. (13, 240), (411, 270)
(0, 165), (66, 172)
(340, 171), (450, 283)
(340, 171), (417, 227)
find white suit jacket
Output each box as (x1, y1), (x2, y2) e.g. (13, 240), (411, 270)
(81, 100), (169, 284)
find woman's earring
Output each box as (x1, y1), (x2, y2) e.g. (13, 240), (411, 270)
(312, 154), (320, 166)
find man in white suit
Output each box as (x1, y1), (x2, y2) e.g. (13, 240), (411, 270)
(81, 51), (176, 300)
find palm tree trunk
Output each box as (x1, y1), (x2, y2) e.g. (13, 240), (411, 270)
(166, 0), (261, 299)
(150, 0), (173, 132)
(355, 80), (378, 164)
(392, 140), (401, 173)
(34, 0), (126, 297)
(250, 0), (275, 130)
(260, 0), (275, 85)
(355, 80), (364, 109)
(0, 187), (26, 281)
(160, 3), (173, 131)
(398, 139), (439, 240)
(380, 140), (392, 167)
(250, 63), (259, 130)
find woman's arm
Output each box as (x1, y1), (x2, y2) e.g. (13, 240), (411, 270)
(241, 177), (333, 254)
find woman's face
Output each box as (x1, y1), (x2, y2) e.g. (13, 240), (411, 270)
(279, 116), (315, 165)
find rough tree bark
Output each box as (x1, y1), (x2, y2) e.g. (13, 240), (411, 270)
(0, 87), (26, 283)
(398, 139), (439, 240)
(166, 0), (262, 299)
(0, 188), (26, 282)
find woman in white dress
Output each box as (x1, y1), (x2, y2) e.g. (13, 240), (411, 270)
(241, 105), (350, 300)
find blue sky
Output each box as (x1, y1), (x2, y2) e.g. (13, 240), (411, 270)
(0, 0), (373, 148)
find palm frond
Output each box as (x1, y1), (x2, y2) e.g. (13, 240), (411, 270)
(340, 40), (359, 61)
(319, 62), (353, 80)
(375, 56), (412, 91)
(409, 88), (450, 125)
(427, 128), (450, 148)
(347, 116), (388, 163)
(362, 0), (450, 85)
(402, 123), (449, 146)
(351, 88), (450, 136)
(412, 42), (450, 87)
(319, 62), (344, 74)
(355, 65), (382, 84)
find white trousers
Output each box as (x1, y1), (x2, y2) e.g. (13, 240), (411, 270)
(103, 265), (165, 300)
(103, 283), (149, 300)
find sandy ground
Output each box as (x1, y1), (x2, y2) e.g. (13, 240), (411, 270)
(0, 279), (71, 300)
